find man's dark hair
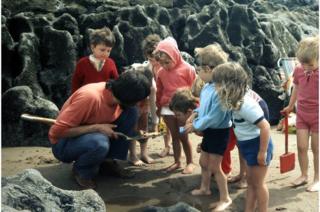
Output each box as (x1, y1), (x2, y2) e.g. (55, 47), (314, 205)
(106, 71), (151, 107)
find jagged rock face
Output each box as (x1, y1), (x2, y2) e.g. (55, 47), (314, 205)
(2, 86), (59, 147)
(1, 0), (319, 146)
(2, 169), (106, 211)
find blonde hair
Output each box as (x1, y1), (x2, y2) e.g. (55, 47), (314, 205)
(169, 88), (198, 113)
(212, 62), (249, 111)
(296, 36), (319, 63)
(195, 43), (229, 68)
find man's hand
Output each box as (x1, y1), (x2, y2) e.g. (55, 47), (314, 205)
(257, 151), (267, 166)
(97, 124), (118, 139)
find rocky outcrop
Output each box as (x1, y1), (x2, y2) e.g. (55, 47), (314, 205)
(2, 169), (106, 211)
(2, 86), (58, 147)
(1, 0), (318, 146)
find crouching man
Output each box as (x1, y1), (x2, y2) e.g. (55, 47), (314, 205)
(49, 71), (151, 189)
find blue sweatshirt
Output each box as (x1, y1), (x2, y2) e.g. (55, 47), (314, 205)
(193, 83), (231, 131)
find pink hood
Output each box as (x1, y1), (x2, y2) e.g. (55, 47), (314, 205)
(155, 37), (183, 70)
(155, 37), (196, 107)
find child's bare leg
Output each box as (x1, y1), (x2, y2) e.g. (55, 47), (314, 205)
(292, 129), (309, 186)
(246, 166), (269, 212)
(129, 140), (144, 166)
(140, 140), (154, 164)
(159, 126), (172, 157)
(235, 154), (248, 189)
(191, 152), (211, 195)
(180, 133), (196, 174)
(208, 154), (232, 211)
(229, 148), (246, 183)
(245, 166), (257, 212)
(164, 115), (181, 172)
(307, 132), (319, 192)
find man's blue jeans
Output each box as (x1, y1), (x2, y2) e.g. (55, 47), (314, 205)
(52, 106), (138, 179)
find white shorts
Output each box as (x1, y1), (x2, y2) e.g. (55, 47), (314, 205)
(160, 106), (175, 115)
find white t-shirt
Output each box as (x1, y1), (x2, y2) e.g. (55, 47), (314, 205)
(233, 94), (264, 141)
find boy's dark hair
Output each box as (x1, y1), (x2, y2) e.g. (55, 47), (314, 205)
(169, 88), (198, 113)
(90, 27), (115, 47)
(142, 34), (161, 59)
(130, 64), (153, 85)
(106, 71), (151, 107)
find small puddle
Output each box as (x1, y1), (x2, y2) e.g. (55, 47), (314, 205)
(105, 196), (203, 211)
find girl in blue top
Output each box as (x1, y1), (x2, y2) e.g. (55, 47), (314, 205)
(212, 62), (273, 212)
(184, 53), (232, 211)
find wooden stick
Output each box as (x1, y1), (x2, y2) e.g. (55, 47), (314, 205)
(21, 113), (55, 125)
(20, 113), (164, 141)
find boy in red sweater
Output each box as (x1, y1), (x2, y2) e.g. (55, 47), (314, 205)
(71, 27), (119, 93)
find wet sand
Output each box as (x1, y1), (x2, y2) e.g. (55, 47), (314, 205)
(2, 128), (318, 211)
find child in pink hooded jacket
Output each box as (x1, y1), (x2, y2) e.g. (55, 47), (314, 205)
(154, 37), (196, 174)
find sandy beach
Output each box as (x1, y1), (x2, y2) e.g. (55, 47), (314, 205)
(2, 128), (318, 212)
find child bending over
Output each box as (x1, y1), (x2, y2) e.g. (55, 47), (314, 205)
(213, 62), (273, 212)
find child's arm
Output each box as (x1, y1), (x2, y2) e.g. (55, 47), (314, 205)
(256, 119), (271, 166)
(184, 110), (198, 133)
(156, 76), (164, 110)
(192, 94), (229, 131)
(281, 84), (298, 115)
(149, 79), (158, 131)
(109, 59), (119, 79)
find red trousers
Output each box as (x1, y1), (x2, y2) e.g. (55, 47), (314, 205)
(221, 128), (237, 174)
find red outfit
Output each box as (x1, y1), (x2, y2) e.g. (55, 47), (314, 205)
(155, 37), (196, 108)
(71, 56), (119, 93)
(293, 65), (319, 132)
(222, 128), (237, 174)
(49, 82), (122, 144)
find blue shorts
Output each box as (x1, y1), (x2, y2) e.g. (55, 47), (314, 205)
(238, 137), (273, 166)
(201, 128), (230, 155)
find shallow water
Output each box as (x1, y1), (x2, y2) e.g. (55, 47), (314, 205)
(105, 195), (204, 211)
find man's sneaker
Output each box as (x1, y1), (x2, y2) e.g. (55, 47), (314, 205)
(72, 166), (96, 189)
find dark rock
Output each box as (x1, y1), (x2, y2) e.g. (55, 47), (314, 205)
(130, 0), (173, 8)
(79, 11), (117, 34)
(2, 169), (106, 212)
(14, 33), (45, 97)
(1, 0), (318, 146)
(39, 26), (76, 107)
(2, 86), (58, 147)
(112, 4), (171, 68)
(55, 4), (89, 19)
(2, 0), (62, 15)
(7, 13), (33, 42)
